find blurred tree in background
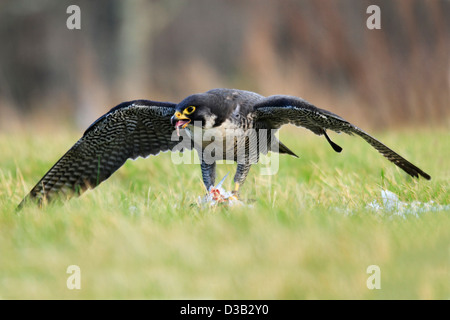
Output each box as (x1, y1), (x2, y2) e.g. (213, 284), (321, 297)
(0, 0), (448, 130)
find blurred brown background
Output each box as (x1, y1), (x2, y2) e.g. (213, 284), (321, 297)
(0, 0), (448, 131)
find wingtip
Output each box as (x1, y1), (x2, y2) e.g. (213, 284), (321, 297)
(422, 172), (431, 180)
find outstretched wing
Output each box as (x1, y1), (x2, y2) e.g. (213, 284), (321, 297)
(20, 100), (191, 207)
(253, 95), (431, 180)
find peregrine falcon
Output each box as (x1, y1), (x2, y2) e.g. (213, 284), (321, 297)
(19, 88), (431, 207)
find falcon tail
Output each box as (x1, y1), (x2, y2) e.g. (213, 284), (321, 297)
(278, 141), (299, 158)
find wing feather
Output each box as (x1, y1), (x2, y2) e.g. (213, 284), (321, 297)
(253, 95), (431, 180)
(20, 100), (190, 206)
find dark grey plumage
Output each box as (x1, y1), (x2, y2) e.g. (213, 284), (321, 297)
(252, 94), (431, 180)
(19, 100), (190, 207)
(20, 88), (430, 207)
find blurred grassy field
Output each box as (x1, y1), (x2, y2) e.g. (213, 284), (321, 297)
(0, 126), (448, 299)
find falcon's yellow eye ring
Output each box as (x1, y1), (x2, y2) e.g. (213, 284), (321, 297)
(183, 106), (196, 115)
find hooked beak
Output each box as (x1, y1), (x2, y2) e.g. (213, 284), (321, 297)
(171, 112), (191, 136)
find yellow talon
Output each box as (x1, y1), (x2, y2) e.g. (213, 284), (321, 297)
(229, 183), (240, 201)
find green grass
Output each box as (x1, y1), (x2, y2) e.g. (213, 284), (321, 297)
(0, 127), (449, 299)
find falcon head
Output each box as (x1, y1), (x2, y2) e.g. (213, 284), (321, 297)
(171, 93), (218, 132)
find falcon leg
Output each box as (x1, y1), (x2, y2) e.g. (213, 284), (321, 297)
(200, 160), (216, 192)
(232, 163), (252, 197)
